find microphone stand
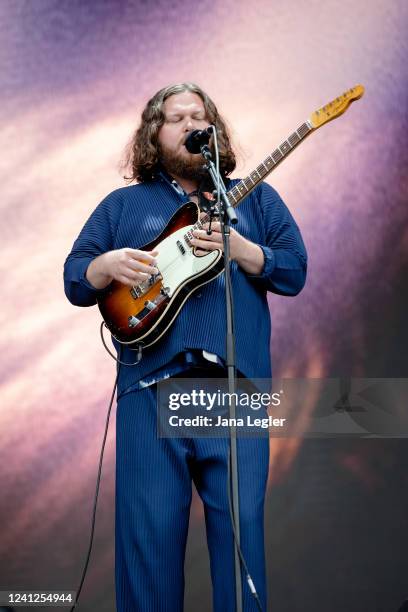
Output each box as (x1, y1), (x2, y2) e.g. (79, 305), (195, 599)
(199, 143), (243, 612)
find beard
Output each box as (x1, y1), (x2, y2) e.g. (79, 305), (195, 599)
(159, 144), (207, 182)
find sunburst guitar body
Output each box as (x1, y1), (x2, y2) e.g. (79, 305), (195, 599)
(98, 202), (224, 347)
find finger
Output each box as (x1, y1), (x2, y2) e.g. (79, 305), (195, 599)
(194, 248), (209, 256)
(118, 276), (134, 287)
(128, 269), (150, 281)
(138, 263), (160, 275)
(192, 229), (211, 240)
(202, 222), (222, 233)
(126, 249), (158, 264)
(191, 238), (222, 251)
(119, 262), (151, 278)
(194, 245), (224, 256)
(118, 273), (147, 287)
(192, 230), (222, 243)
(126, 259), (159, 275)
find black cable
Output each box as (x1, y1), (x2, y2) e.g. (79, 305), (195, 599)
(100, 322), (143, 366)
(69, 357), (121, 612)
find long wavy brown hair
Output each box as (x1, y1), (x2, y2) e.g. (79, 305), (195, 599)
(122, 83), (236, 183)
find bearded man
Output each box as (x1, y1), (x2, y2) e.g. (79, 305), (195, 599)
(64, 83), (307, 611)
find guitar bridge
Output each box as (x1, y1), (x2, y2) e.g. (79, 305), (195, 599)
(130, 272), (162, 299)
(130, 286), (143, 299)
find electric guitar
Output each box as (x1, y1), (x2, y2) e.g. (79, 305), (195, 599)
(98, 85), (365, 348)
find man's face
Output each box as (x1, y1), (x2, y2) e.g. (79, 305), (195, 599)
(157, 91), (210, 181)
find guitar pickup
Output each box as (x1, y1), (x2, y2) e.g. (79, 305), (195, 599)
(176, 240), (186, 255)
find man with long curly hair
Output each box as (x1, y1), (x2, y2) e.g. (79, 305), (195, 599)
(64, 83), (307, 611)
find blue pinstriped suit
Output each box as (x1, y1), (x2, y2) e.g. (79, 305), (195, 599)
(64, 173), (307, 610)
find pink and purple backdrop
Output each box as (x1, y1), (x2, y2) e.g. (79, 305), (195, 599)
(1, 1), (407, 610)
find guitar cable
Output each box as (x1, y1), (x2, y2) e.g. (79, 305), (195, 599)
(68, 347), (263, 612)
(100, 322), (144, 366)
(69, 352), (122, 612)
(69, 328), (146, 611)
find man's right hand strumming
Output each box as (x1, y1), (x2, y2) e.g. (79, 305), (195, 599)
(86, 248), (159, 289)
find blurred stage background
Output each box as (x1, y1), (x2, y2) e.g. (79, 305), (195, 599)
(0, 0), (407, 610)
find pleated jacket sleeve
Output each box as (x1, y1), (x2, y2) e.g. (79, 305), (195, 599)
(247, 182), (308, 296)
(63, 189), (124, 306)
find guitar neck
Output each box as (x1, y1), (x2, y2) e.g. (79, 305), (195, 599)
(208, 84), (364, 213)
(226, 120), (314, 207)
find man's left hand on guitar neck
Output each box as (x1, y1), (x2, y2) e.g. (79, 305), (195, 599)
(191, 221), (265, 276)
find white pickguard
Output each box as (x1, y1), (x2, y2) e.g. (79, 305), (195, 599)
(155, 225), (220, 296)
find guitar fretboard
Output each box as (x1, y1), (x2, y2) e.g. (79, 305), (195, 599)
(227, 120), (313, 207)
(183, 119), (314, 245)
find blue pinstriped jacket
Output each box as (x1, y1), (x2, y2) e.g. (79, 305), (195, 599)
(64, 173), (307, 397)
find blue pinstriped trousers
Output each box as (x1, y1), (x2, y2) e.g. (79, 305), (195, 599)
(115, 372), (269, 611)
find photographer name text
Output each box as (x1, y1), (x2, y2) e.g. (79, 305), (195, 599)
(168, 415), (286, 429)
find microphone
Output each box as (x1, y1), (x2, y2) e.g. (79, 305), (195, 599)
(184, 126), (213, 154)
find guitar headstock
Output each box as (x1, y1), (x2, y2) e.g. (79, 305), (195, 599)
(310, 85), (365, 129)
